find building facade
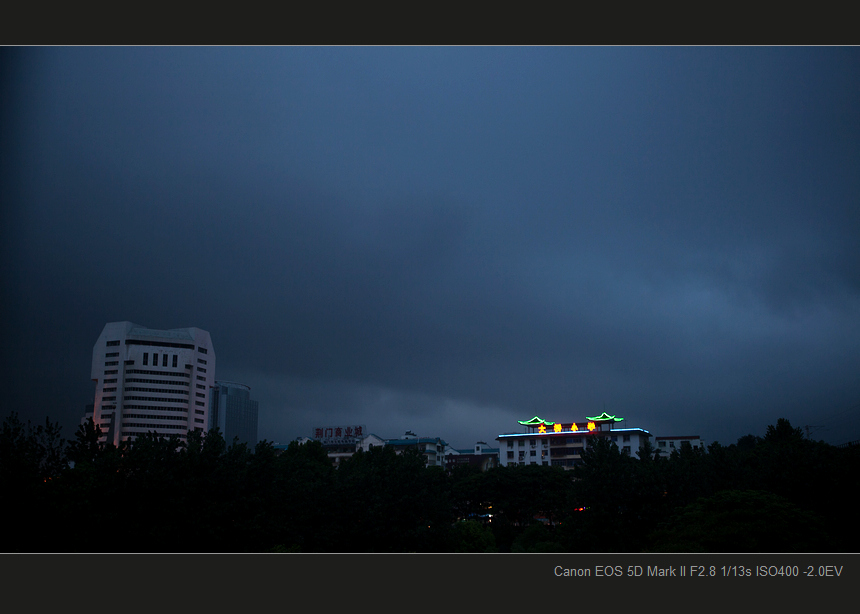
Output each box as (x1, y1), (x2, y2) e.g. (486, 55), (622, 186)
(496, 413), (651, 470)
(86, 321), (215, 446)
(209, 381), (259, 447)
(445, 441), (500, 471)
(654, 435), (704, 457)
(385, 431), (448, 468)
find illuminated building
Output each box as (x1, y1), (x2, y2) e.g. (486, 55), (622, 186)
(496, 413), (652, 469)
(84, 321), (215, 446)
(209, 381), (258, 447)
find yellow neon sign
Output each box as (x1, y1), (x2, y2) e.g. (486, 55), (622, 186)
(553, 423), (562, 432)
(587, 422), (596, 431)
(570, 423), (578, 431)
(538, 424), (546, 433)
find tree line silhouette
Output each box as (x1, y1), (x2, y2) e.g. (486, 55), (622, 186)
(2, 413), (857, 552)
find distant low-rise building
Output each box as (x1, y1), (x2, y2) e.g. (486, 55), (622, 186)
(357, 433), (387, 452)
(385, 431), (448, 468)
(312, 424), (368, 467)
(654, 435), (704, 456)
(445, 441), (500, 471)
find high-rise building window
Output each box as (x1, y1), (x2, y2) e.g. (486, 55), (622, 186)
(143, 353), (148, 366)
(172, 355), (178, 368)
(152, 353), (158, 366)
(162, 354), (168, 367)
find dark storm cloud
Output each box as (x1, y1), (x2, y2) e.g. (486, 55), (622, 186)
(2, 47), (859, 448)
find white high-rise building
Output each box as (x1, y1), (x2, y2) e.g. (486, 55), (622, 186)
(85, 321), (216, 446)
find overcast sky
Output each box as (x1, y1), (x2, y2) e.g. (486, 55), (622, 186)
(2, 47), (859, 449)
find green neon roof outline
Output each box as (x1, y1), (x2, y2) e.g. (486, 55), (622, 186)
(518, 416), (555, 426)
(585, 412), (624, 422)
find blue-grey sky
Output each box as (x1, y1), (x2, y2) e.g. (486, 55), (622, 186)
(2, 47), (859, 448)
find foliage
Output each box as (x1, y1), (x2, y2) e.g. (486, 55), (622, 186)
(2, 412), (857, 552)
(0, 413), (67, 551)
(648, 490), (833, 552)
(451, 520), (497, 552)
(510, 522), (563, 552)
(334, 446), (451, 551)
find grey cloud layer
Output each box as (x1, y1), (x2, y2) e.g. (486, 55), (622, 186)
(3, 47), (859, 447)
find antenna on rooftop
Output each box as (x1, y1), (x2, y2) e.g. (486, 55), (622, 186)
(804, 425), (824, 440)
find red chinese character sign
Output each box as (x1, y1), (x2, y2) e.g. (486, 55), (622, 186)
(312, 425), (367, 446)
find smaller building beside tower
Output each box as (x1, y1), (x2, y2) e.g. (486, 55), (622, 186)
(209, 381), (259, 447)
